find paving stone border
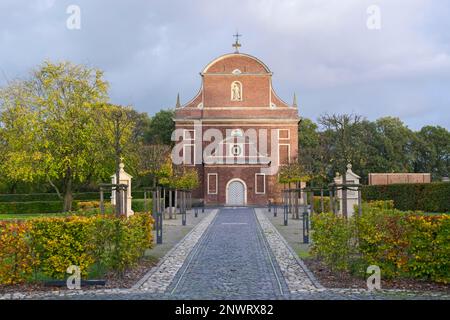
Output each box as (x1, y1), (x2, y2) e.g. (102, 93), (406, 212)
(254, 208), (322, 292)
(136, 209), (218, 292)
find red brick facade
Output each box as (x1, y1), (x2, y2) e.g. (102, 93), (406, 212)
(174, 52), (299, 205)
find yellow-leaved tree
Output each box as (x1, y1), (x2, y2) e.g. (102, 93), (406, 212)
(0, 61), (109, 211)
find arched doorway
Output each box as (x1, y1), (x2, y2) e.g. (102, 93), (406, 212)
(226, 179), (247, 205)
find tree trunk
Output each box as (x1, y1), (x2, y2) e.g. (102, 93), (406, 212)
(115, 153), (121, 217)
(63, 173), (73, 212)
(9, 181), (17, 194)
(342, 170), (348, 218)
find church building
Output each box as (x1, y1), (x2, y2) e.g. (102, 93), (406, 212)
(174, 37), (299, 206)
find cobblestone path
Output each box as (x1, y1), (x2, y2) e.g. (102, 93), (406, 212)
(165, 207), (290, 299)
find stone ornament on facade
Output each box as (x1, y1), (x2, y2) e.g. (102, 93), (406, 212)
(231, 81), (242, 101)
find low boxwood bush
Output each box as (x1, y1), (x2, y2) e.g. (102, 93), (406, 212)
(0, 213), (154, 284)
(311, 204), (450, 283)
(362, 182), (450, 212)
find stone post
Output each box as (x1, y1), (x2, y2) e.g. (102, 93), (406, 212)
(334, 164), (360, 218)
(111, 161), (134, 218)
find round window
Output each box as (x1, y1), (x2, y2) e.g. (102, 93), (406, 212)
(231, 145), (242, 156)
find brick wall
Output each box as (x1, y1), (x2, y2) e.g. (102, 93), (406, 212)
(174, 52), (299, 205)
(368, 173), (431, 185)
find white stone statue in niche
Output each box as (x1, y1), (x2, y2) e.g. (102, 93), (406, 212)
(231, 81), (242, 101)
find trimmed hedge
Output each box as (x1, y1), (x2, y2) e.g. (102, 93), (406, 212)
(311, 204), (450, 283)
(312, 196), (331, 213)
(0, 198), (153, 215)
(0, 213), (154, 284)
(0, 191), (148, 203)
(132, 199), (153, 213)
(0, 201), (68, 215)
(362, 182), (450, 212)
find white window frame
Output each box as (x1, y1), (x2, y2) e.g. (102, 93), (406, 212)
(278, 129), (290, 140)
(278, 143), (291, 165)
(183, 129), (195, 141)
(229, 143), (244, 157)
(207, 173), (218, 195)
(255, 173), (266, 194)
(183, 143), (195, 165)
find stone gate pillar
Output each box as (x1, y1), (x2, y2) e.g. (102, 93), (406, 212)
(111, 161), (134, 218)
(334, 164), (360, 217)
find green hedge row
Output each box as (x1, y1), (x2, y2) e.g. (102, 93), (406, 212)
(0, 191), (150, 203)
(362, 182), (450, 212)
(132, 199), (153, 213)
(0, 201), (67, 215)
(0, 199), (153, 215)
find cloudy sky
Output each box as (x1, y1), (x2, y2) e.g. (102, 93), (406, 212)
(1, 0), (449, 130)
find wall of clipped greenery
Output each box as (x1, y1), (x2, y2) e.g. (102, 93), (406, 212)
(0, 198), (154, 215)
(361, 182), (450, 212)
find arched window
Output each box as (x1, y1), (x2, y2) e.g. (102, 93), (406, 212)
(231, 81), (243, 101)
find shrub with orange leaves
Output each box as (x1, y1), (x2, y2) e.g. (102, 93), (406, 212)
(312, 204), (450, 283)
(0, 221), (37, 285)
(0, 213), (154, 285)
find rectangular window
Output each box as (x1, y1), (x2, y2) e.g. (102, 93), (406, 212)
(278, 129), (290, 140)
(207, 173), (218, 195)
(229, 143), (244, 157)
(255, 173), (265, 194)
(278, 144), (290, 165)
(184, 129), (195, 141)
(183, 144), (195, 165)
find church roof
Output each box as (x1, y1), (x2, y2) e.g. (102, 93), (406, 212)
(202, 53), (272, 74)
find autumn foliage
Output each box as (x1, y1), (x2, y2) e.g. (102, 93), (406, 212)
(311, 202), (450, 283)
(0, 213), (154, 285)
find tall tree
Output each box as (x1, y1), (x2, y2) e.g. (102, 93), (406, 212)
(318, 113), (364, 176)
(298, 117), (328, 185)
(319, 113), (364, 217)
(95, 104), (145, 216)
(137, 144), (172, 187)
(144, 109), (175, 145)
(0, 61), (108, 211)
(414, 125), (450, 180)
(373, 117), (416, 173)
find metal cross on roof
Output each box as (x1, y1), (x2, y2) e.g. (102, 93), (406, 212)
(232, 32), (242, 53)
